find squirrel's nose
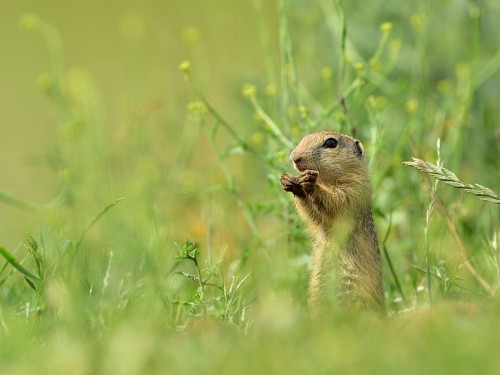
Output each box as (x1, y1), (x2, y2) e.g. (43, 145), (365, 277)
(290, 151), (301, 163)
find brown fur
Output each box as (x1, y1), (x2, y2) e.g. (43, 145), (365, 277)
(280, 131), (385, 314)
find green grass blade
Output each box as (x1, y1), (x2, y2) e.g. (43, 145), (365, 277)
(0, 247), (40, 282)
(75, 197), (125, 251)
(0, 187), (67, 212)
(24, 276), (38, 291)
(50, 239), (73, 274)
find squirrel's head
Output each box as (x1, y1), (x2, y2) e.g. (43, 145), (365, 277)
(290, 131), (368, 185)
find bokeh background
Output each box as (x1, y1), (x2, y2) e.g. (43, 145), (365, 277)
(1, 1), (277, 248)
(1, 0), (499, 373)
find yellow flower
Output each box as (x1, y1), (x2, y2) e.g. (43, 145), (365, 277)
(19, 14), (40, 31)
(242, 83), (257, 98)
(367, 95), (388, 110)
(321, 67), (333, 80)
(299, 105), (309, 120)
(251, 132), (264, 145)
(437, 80), (452, 93)
(179, 60), (191, 74)
(265, 84), (276, 97)
(405, 99), (419, 113)
(410, 14), (426, 29)
(380, 22), (393, 33)
(354, 63), (364, 72)
(187, 101), (207, 116)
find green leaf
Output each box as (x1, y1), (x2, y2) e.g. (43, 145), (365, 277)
(173, 271), (199, 281)
(24, 276), (38, 291)
(175, 239), (198, 258)
(0, 247), (41, 282)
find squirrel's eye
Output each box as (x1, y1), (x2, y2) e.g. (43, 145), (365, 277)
(323, 138), (338, 148)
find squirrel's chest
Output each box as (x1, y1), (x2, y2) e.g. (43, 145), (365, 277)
(329, 215), (356, 249)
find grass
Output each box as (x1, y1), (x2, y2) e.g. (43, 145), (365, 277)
(1, 0), (500, 373)
(404, 157), (500, 204)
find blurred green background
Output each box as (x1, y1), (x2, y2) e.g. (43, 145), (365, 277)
(1, 0), (500, 373)
(1, 0), (276, 248)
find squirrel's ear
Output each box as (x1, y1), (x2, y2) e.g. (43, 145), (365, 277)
(354, 140), (364, 157)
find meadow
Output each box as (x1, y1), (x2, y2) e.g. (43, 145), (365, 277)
(1, 0), (499, 373)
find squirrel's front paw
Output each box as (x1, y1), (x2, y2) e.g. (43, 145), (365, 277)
(280, 173), (305, 198)
(298, 170), (318, 194)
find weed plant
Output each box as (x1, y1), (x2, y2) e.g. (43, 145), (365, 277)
(1, 0), (499, 374)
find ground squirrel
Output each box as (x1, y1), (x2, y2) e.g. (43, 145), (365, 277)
(280, 131), (385, 314)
